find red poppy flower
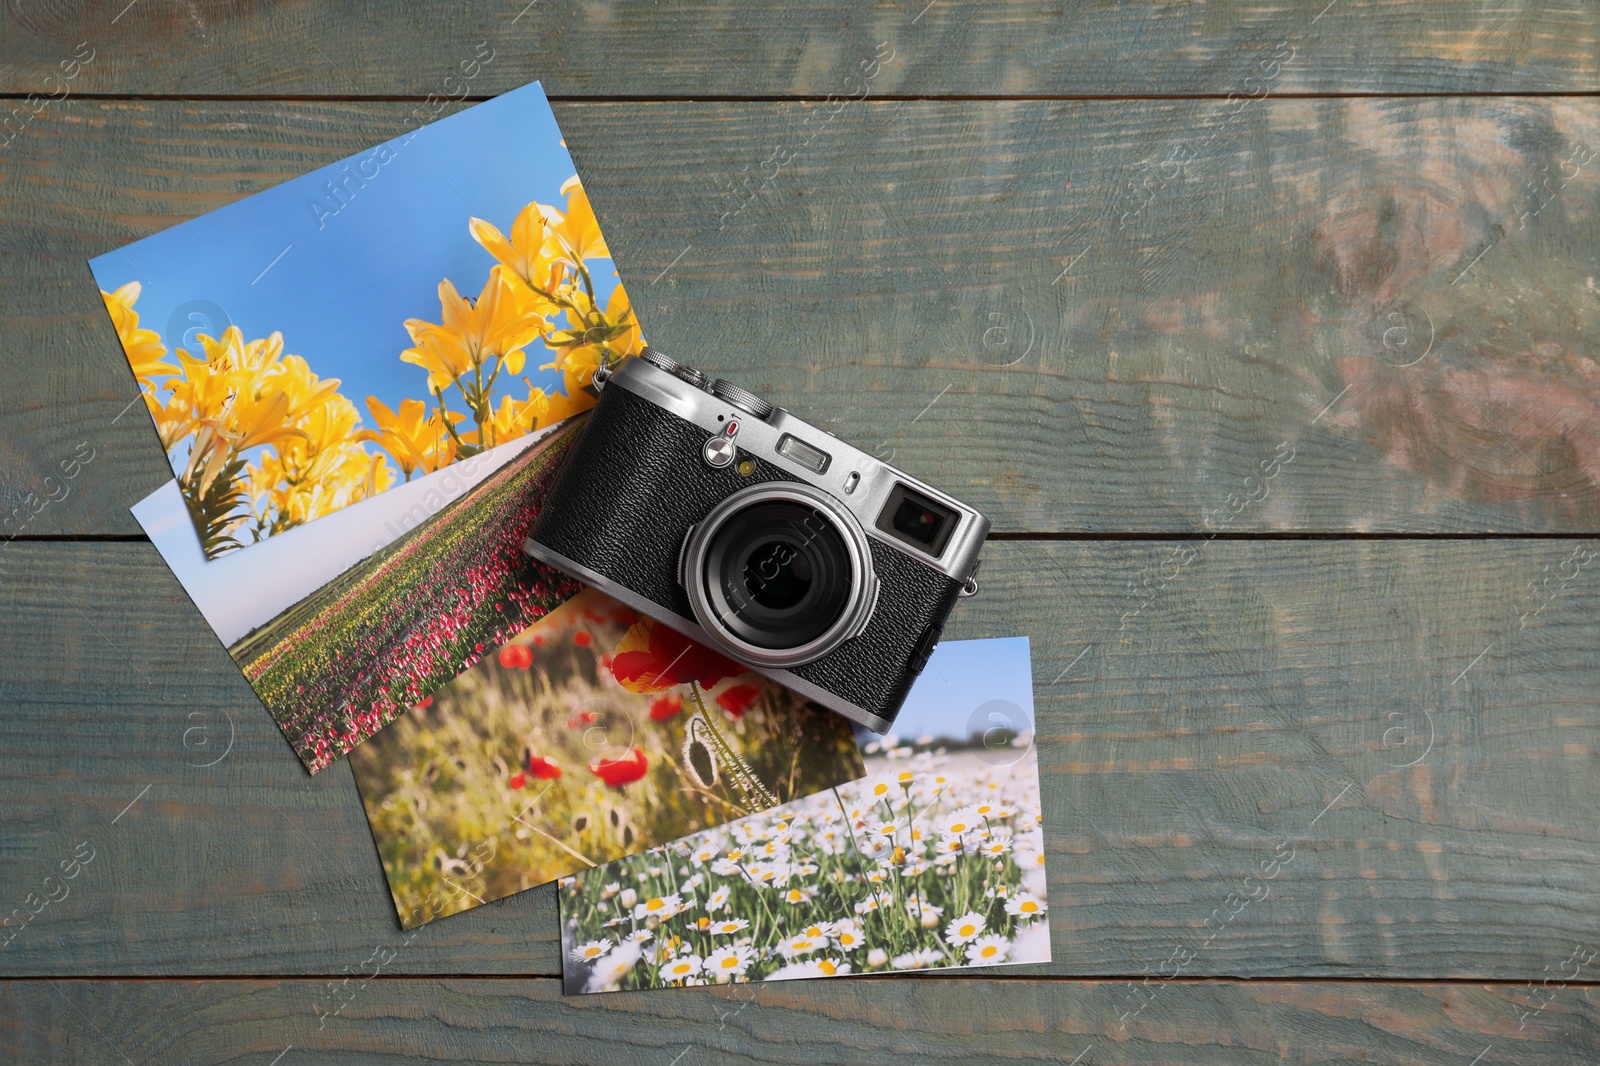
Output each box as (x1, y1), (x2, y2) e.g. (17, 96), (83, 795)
(498, 644), (534, 669)
(574, 630), (592, 647)
(475, 643), (484, 652)
(648, 693), (683, 721)
(527, 755), (562, 780)
(508, 771), (528, 790)
(415, 695), (434, 709)
(589, 747), (648, 787)
(609, 617), (743, 694)
(580, 710), (599, 724)
(716, 683), (760, 718)
(533, 633), (545, 645)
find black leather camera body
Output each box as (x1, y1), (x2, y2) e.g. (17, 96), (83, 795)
(524, 348), (989, 732)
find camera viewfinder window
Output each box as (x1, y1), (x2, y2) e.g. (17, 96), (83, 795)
(878, 484), (958, 557)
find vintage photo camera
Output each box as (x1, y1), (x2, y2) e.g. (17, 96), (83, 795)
(524, 348), (990, 732)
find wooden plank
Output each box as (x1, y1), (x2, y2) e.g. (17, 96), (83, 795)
(4, 977), (1598, 1064)
(1, 0), (1596, 97)
(5, 97), (1600, 535)
(0, 538), (1595, 978)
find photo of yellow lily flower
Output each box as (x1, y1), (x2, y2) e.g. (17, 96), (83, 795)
(89, 82), (633, 557)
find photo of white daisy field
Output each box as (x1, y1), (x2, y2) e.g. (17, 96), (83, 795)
(558, 637), (1049, 992)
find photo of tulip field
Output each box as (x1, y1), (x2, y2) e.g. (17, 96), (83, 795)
(228, 420), (587, 772)
(348, 588), (866, 929)
(557, 637), (1050, 992)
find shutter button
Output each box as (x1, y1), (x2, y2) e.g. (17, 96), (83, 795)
(703, 420), (739, 469)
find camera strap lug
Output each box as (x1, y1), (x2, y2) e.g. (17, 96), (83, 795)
(959, 560), (982, 598)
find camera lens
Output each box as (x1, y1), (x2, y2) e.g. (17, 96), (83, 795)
(683, 483), (878, 668)
(706, 501), (854, 649)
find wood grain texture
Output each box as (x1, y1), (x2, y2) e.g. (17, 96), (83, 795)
(4, 977), (1598, 1064)
(1, 0), (1597, 97)
(1, 539), (1594, 979)
(5, 98), (1600, 535)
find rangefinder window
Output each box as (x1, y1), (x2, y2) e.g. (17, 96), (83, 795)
(878, 484), (957, 557)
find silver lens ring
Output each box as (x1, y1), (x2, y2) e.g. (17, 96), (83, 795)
(682, 482), (877, 668)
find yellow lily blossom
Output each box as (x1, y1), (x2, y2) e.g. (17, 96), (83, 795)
(555, 175), (609, 262)
(360, 397), (463, 480)
(469, 206), (563, 307)
(101, 283), (177, 387)
(401, 272), (544, 392)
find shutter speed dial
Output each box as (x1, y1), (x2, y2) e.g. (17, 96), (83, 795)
(709, 379), (775, 420)
(638, 349), (769, 415)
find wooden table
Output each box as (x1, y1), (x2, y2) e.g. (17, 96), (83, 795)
(3, 2), (1599, 1061)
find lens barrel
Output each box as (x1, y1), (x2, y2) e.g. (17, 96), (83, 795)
(681, 483), (877, 668)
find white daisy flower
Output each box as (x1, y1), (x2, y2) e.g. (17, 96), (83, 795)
(940, 806), (982, 838)
(568, 939), (612, 963)
(866, 948), (889, 967)
(603, 915), (629, 928)
(830, 918), (865, 952)
(782, 885), (819, 905)
(979, 836), (1012, 858)
(852, 889), (893, 915)
(892, 947), (942, 969)
(711, 858), (743, 877)
(944, 911), (986, 946)
(623, 929), (654, 946)
(619, 888), (637, 909)
(633, 894), (682, 920)
(859, 834), (895, 860)
(965, 934), (1010, 965)
(583, 942), (642, 993)
(707, 885), (731, 912)
(705, 944), (754, 980)
(691, 843), (718, 865)
(712, 918), (750, 935)
(1005, 892), (1047, 920)
(779, 931), (827, 958)
(600, 882), (620, 900)
(745, 861), (789, 888)
(660, 954), (703, 983)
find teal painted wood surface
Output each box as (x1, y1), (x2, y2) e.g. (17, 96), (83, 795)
(0, 540), (1593, 979)
(2, 2), (1599, 1060)
(6, 977), (1600, 1064)
(1, 0), (1596, 96)
(4, 97), (1600, 534)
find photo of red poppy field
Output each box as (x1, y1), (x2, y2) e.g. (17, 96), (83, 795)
(348, 587), (866, 929)
(227, 419), (588, 773)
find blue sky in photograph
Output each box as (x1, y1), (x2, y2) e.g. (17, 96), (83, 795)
(864, 636), (1034, 744)
(89, 79), (619, 428)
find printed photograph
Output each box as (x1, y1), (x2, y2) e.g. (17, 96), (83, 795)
(557, 637), (1049, 992)
(134, 419), (589, 773)
(93, 80), (640, 558)
(348, 588), (866, 929)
